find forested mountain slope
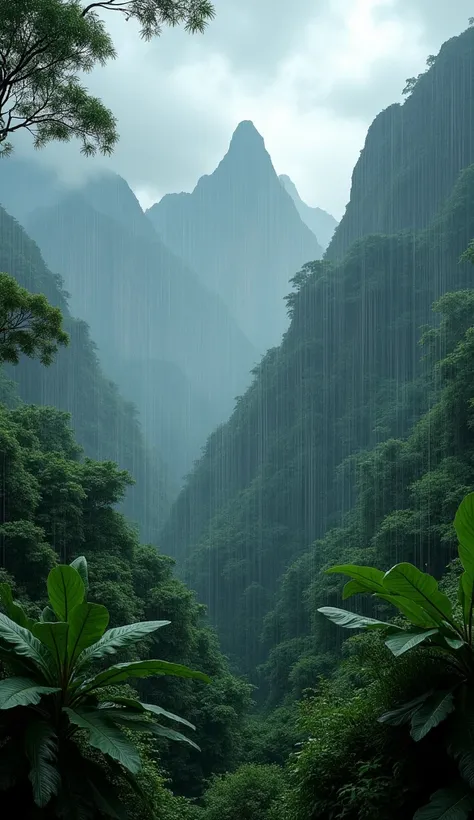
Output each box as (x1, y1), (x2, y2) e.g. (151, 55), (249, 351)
(24, 184), (256, 485)
(279, 174), (338, 250)
(0, 205), (169, 540)
(147, 120), (323, 351)
(160, 26), (474, 680)
(327, 26), (474, 261)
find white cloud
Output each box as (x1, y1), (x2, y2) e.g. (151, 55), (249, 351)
(13, 0), (474, 220)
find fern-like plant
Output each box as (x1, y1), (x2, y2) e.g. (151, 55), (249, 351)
(0, 556), (209, 817)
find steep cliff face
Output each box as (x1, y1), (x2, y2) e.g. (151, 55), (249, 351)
(327, 26), (474, 261)
(160, 27), (474, 676)
(0, 205), (169, 540)
(147, 120), (323, 352)
(24, 184), (256, 483)
(279, 174), (338, 249)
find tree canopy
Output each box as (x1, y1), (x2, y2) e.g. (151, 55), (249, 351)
(0, 0), (215, 156)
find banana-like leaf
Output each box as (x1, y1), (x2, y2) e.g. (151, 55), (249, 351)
(70, 556), (89, 596)
(75, 620), (170, 670)
(317, 607), (400, 631)
(377, 594), (439, 629)
(410, 690), (455, 742)
(25, 719), (60, 808)
(342, 580), (368, 600)
(142, 702), (196, 731)
(0, 677), (60, 709)
(150, 723), (200, 751)
(80, 659), (210, 693)
(383, 564), (453, 624)
(103, 696), (196, 730)
(0, 583), (32, 628)
(0, 612), (53, 679)
(40, 606), (57, 623)
(47, 565), (85, 622)
(414, 786), (474, 820)
(325, 564), (386, 594)
(458, 572), (474, 630)
(385, 628), (439, 657)
(379, 691), (433, 727)
(454, 494), (474, 580)
(64, 706), (141, 774)
(33, 622), (69, 671)
(67, 603), (109, 666)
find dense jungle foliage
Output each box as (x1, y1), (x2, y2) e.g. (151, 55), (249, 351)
(4, 7), (474, 820)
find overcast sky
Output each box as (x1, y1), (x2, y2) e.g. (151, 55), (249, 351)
(15, 0), (474, 220)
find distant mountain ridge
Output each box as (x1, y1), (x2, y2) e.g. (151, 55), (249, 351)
(147, 120), (323, 352)
(278, 174), (338, 249)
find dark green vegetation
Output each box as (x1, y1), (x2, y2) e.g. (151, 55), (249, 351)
(3, 10), (474, 820)
(0, 556), (208, 816)
(0, 0), (214, 156)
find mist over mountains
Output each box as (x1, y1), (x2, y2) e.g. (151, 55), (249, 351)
(0, 120), (327, 491)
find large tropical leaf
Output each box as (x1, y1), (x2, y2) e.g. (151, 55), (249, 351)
(317, 607), (400, 631)
(379, 692), (432, 726)
(104, 696), (196, 730)
(410, 691), (455, 741)
(64, 706), (141, 773)
(325, 564), (386, 596)
(458, 572), (474, 631)
(70, 556), (89, 596)
(414, 786), (474, 820)
(0, 583), (32, 628)
(25, 719), (61, 808)
(67, 603), (109, 666)
(33, 622), (69, 671)
(40, 605), (57, 623)
(385, 628), (439, 657)
(377, 594), (440, 629)
(454, 494), (474, 580)
(0, 677), (59, 709)
(75, 620), (170, 670)
(47, 565), (85, 622)
(383, 564), (453, 624)
(0, 612), (53, 679)
(149, 723), (200, 751)
(79, 659), (210, 694)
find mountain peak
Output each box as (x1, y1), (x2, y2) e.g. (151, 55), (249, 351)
(229, 120), (265, 150)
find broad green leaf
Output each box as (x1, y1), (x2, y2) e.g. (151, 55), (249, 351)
(317, 607), (400, 631)
(379, 691), (433, 726)
(385, 628), (439, 657)
(326, 565), (386, 594)
(414, 786), (474, 820)
(33, 622), (69, 670)
(377, 594), (439, 628)
(25, 720), (60, 808)
(0, 612), (53, 679)
(47, 565), (85, 622)
(40, 606), (57, 623)
(67, 603), (109, 666)
(443, 636), (466, 650)
(383, 564), (453, 624)
(342, 580), (368, 600)
(410, 691), (455, 741)
(80, 659), (210, 693)
(141, 702), (196, 731)
(0, 677), (59, 709)
(64, 707), (141, 773)
(70, 556), (89, 595)
(150, 723), (200, 751)
(455, 494), (474, 579)
(103, 697), (196, 730)
(0, 583), (31, 628)
(75, 620), (171, 670)
(458, 572), (474, 630)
